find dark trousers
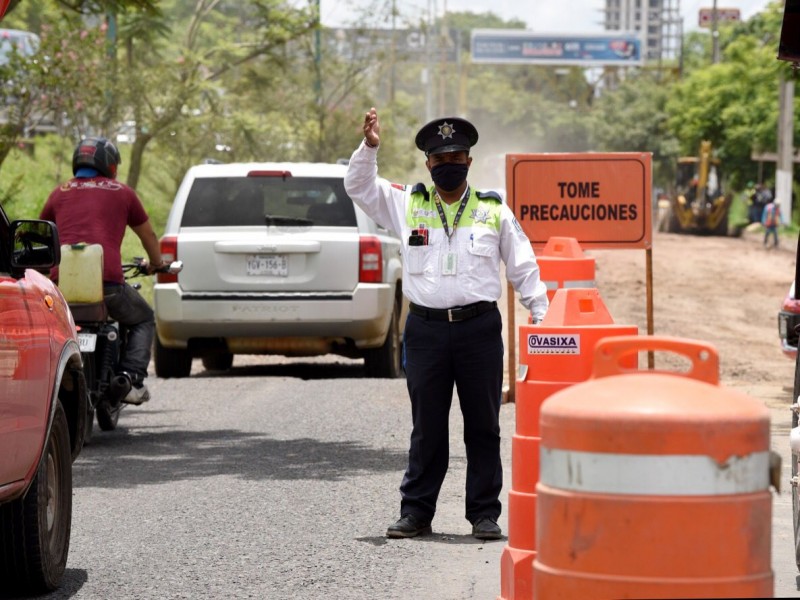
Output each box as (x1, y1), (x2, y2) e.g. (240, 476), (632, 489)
(103, 282), (155, 380)
(400, 307), (504, 524)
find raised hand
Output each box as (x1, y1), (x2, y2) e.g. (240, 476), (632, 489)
(363, 107), (380, 148)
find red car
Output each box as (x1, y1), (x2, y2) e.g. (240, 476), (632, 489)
(0, 206), (87, 593)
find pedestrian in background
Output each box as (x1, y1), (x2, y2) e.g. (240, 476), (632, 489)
(761, 197), (782, 248)
(742, 180), (758, 223)
(751, 183), (772, 224)
(344, 107), (548, 541)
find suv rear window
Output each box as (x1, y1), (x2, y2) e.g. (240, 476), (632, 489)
(181, 176), (357, 228)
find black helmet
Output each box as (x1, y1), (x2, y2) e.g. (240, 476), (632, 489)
(72, 136), (121, 178)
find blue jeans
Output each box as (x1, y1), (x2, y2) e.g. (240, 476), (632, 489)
(764, 226), (779, 247)
(103, 283), (155, 381)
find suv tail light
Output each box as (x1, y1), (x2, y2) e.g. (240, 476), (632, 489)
(359, 236), (382, 283)
(157, 236), (178, 284)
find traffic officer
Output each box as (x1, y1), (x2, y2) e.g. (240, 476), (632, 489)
(344, 107), (548, 540)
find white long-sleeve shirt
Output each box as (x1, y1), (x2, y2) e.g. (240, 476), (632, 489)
(344, 140), (548, 321)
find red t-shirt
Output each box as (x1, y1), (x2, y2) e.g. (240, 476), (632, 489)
(40, 177), (150, 284)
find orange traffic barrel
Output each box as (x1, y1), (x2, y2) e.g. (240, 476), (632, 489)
(536, 236), (595, 302)
(534, 335), (773, 599)
(499, 288), (637, 600)
(516, 287), (638, 437)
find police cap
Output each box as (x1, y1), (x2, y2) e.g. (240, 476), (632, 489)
(414, 117), (479, 156)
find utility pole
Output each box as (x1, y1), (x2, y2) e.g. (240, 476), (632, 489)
(438, 0), (446, 116)
(103, 9), (117, 134)
(711, 0), (720, 64)
(777, 74), (795, 223)
(314, 0), (321, 106)
(390, 0), (396, 104)
(424, 0), (433, 121)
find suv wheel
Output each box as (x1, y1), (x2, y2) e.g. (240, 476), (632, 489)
(202, 351), (233, 372)
(154, 335), (192, 378)
(364, 299), (403, 379)
(0, 400), (72, 594)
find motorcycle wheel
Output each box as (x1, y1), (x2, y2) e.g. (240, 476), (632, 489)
(85, 403), (95, 442)
(95, 399), (121, 431)
(81, 352), (96, 442)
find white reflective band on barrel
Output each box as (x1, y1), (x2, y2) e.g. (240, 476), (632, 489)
(563, 279), (595, 288)
(542, 280), (595, 290)
(540, 448), (770, 495)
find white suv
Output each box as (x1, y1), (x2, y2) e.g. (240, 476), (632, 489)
(153, 161), (405, 378)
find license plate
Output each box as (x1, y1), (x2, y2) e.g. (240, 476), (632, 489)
(780, 315), (789, 338)
(246, 254), (288, 276)
(78, 333), (97, 352)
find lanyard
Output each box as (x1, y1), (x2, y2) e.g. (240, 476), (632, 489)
(433, 186), (470, 245)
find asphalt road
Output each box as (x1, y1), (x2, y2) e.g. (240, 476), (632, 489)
(7, 354), (799, 600)
(19, 358), (510, 600)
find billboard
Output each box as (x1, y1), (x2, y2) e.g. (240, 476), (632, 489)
(507, 153), (652, 250)
(328, 28), (459, 63)
(471, 30), (643, 66)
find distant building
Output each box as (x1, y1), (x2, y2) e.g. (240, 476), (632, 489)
(602, 0), (682, 63)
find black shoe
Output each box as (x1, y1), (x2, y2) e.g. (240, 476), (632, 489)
(386, 514), (432, 539)
(472, 516), (502, 540)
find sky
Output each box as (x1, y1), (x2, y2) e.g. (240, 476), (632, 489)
(321, 0), (774, 34)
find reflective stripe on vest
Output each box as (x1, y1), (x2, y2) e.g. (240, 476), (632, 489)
(540, 447), (770, 495)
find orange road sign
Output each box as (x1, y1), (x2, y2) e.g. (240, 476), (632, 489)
(507, 152), (652, 250)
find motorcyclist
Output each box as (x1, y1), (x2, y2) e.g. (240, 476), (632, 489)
(40, 136), (166, 405)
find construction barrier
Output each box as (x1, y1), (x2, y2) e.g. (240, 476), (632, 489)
(536, 237), (596, 302)
(534, 336), (773, 599)
(498, 288), (637, 600)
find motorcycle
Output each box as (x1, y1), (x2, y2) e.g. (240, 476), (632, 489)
(58, 244), (182, 438)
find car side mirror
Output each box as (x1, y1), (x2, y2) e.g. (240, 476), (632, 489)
(10, 220), (61, 270)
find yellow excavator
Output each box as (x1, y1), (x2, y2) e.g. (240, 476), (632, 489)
(667, 141), (732, 236)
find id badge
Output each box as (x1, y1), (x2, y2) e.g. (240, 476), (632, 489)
(441, 251), (457, 275)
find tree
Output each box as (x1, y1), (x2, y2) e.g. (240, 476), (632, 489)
(665, 1), (795, 189)
(591, 71), (680, 188)
(0, 13), (115, 170)
(2, 0), (161, 20)
(110, 0), (319, 189)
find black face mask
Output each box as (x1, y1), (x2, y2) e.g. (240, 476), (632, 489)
(430, 163), (469, 192)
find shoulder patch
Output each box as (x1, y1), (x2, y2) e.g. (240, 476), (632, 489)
(476, 190), (502, 202)
(410, 182), (430, 201)
(391, 183), (406, 191)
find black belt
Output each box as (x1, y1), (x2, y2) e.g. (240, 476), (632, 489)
(409, 301), (497, 323)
